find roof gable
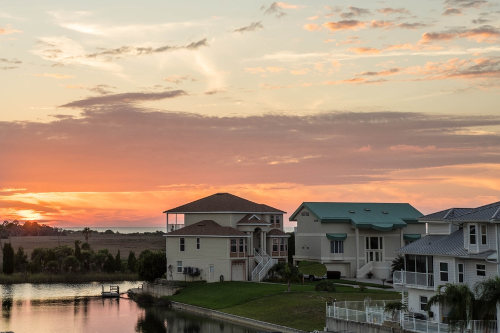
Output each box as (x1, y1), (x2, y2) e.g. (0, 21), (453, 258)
(289, 202), (423, 230)
(164, 193), (285, 214)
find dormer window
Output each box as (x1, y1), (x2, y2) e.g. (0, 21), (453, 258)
(469, 225), (476, 245)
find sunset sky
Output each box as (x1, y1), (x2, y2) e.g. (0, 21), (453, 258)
(1, 0), (499, 228)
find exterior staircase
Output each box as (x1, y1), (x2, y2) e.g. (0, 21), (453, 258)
(251, 249), (277, 282)
(356, 261), (373, 278)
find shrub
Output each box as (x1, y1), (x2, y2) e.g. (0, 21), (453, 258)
(315, 280), (336, 292)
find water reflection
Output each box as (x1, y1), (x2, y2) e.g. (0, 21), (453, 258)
(0, 283), (258, 333)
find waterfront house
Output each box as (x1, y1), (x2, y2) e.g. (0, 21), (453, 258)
(393, 201), (500, 323)
(163, 193), (288, 282)
(290, 202), (424, 279)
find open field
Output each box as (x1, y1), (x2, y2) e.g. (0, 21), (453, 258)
(168, 281), (400, 331)
(1, 233), (165, 262)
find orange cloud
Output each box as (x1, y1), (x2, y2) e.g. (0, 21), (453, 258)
(323, 20), (365, 31)
(304, 23), (321, 31)
(0, 25), (21, 35)
(348, 47), (381, 54)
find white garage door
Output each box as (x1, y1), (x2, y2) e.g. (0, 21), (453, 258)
(231, 263), (245, 281)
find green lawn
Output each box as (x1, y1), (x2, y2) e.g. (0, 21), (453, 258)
(168, 281), (400, 331)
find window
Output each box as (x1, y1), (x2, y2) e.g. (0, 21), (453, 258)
(469, 225), (476, 245)
(230, 239), (237, 253)
(420, 296), (428, 311)
(180, 238), (185, 252)
(196, 237), (200, 250)
(440, 262), (448, 281)
(273, 238), (278, 252)
(330, 240), (344, 254)
(301, 211), (309, 216)
(177, 261), (182, 273)
(458, 263), (464, 283)
(481, 225), (487, 245)
(270, 215), (281, 227)
(280, 238), (286, 251)
(239, 238), (244, 253)
(476, 264), (486, 276)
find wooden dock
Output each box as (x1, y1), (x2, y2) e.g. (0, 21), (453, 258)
(101, 285), (120, 298)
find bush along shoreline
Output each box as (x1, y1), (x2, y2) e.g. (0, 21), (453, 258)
(1, 240), (166, 284)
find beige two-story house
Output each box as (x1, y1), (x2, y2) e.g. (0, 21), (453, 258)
(164, 193), (288, 282)
(290, 202), (424, 279)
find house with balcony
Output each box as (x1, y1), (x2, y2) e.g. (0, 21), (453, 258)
(393, 201), (500, 323)
(290, 202), (424, 279)
(163, 193), (288, 282)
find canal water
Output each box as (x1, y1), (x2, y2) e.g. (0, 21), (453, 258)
(0, 282), (259, 333)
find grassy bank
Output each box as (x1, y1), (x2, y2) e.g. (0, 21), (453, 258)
(168, 281), (399, 331)
(0, 272), (139, 284)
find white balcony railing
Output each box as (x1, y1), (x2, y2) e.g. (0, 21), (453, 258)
(393, 270), (434, 289)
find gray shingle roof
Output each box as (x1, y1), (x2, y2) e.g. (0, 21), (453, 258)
(419, 208), (472, 222)
(449, 201), (500, 223)
(398, 229), (494, 259)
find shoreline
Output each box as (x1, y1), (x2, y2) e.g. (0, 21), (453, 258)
(0, 272), (139, 284)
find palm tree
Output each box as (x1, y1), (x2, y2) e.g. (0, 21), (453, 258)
(82, 227), (91, 242)
(427, 283), (475, 328)
(475, 276), (500, 329)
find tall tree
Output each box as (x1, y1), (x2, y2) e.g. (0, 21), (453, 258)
(14, 247), (28, 272)
(128, 251), (138, 272)
(475, 276), (500, 330)
(427, 283), (475, 327)
(2, 243), (15, 274)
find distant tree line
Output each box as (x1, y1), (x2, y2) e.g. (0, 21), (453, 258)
(1, 241), (166, 281)
(0, 221), (66, 238)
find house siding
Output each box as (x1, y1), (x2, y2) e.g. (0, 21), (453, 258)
(166, 236), (247, 282)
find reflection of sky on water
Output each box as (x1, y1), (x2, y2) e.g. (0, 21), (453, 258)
(0, 283), (258, 333)
(0, 281), (142, 300)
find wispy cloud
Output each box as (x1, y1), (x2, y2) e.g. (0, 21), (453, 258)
(443, 8), (463, 15)
(34, 73), (74, 79)
(0, 25), (21, 35)
(60, 90), (187, 108)
(263, 2), (301, 17)
(233, 21), (263, 33)
(420, 25), (500, 43)
(86, 39), (208, 60)
(340, 6), (371, 19)
(445, 0), (488, 8)
(0, 57), (22, 70)
(377, 8), (411, 15)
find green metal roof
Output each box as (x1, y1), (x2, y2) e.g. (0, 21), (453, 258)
(289, 202), (423, 230)
(403, 234), (422, 241)
(326, 233), (347, 241)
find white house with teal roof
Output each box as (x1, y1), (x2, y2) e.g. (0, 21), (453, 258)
(290, 202), (424, 279)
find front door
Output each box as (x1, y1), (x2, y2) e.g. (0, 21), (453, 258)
(366, 236), (383, 262)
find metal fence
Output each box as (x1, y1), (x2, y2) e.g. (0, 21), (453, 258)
(326, 301), (497, 333)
